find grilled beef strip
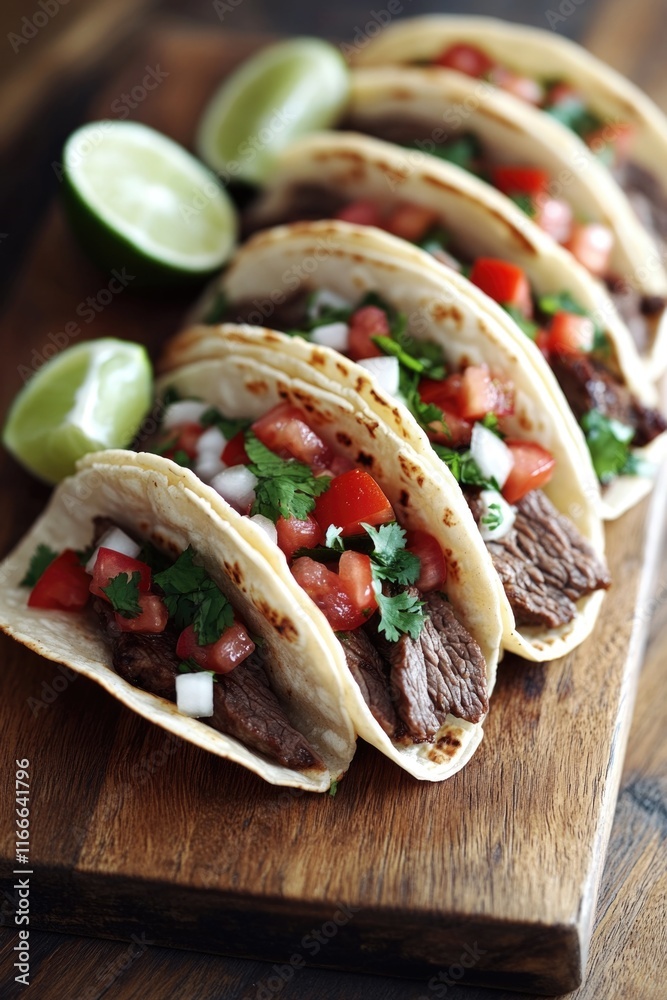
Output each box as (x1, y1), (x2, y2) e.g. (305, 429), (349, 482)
(550, 351), (667, 446)
(93, 602), (324, 772)
(467, 489), (611, 629)
(371, 590), (489, 742)
(337, 628), (399, 737)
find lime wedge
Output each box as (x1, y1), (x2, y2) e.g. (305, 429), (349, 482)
(62, 121), (238, 286)
(196, 38), (349, 185)
(3, 339), (153, 483)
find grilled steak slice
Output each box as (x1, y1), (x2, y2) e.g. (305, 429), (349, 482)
(550, 351), (667, 446)
(375, 590), (488, 742)
(338, 628), (398, 737)
(467, 490), (611, 629)
(213, 654), (324, 771)
(94, 602), (323, 771)
(243, 183), (346, 236)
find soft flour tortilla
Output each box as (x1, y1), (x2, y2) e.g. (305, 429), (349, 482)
(152, 349), (505, 778)
(343, 64), (667, 378)
(0, 451), (357, 791)
(240, 131), (667, 519)
(176, 219), (609, 660)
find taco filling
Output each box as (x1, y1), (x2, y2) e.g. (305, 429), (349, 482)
(418, 45), (667, 229)
(21, 522), (324, 771)
(147, 398), (489, 743)
(161, 321), (610, 637)
(241, 190), (665, 474)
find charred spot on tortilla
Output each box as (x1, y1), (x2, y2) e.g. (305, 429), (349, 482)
(225, 561), (244, 587)
(398, 453), (423, 485)
(356, 450), (374, 468)
(311, 350), (327, 367)
(431, 301), (463, 326)
(369, 389), (391, 410)
(442, 508), (455, 527)
(257, 601), (299, 642)
(335, 361), (350, 377)
(399, 489), (410, 508)
(437, 730), (463, 749)
(246, 380), (270, 397)
(336, 431), (353, 448)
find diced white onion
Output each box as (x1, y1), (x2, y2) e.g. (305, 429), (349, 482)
(310, 322), (350, 351)
(195, 454), (226, 483)
(478, 489), (517, 542)
(249, 513), (278, 545)
(210, 465), (258, 511)
(86, 527), (141, 573)
(357, 355), (400, 396)
(307, 289), (351, 321)
(470, 423), (514, 489)
(162, 400), (208, 430)
(196, 425), (228, 458)
(176, 672), (214, 718)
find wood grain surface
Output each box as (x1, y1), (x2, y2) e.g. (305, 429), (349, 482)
(1, 12), (667, 1000)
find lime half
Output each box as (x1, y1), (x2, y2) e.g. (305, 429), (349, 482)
(3, 339), (153, 483)
(196, 38), (350, 185)
(62, 121), (238, 285)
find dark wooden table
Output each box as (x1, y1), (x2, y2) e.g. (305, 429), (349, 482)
(1, 3), (666, 998)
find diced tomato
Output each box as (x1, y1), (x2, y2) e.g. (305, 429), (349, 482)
(502, 441), (556, 504)
(314, 468), (394, 537)
(291, 557), (370, 631)
(459, 366), (514, 420)
(406, 530), (447, 592)
(470, 258), (533, 315)
(158, 422), (204, 461)
(276, 513), (324, 561)
(347, 305), (390, 361)
(176, 621), (255, 674)
(491, 67), (544, 105)
(252, 403), (332, 470)
(586, 121), (634, 165)
(28, 549), (90, 612)
(338, 551), (378, 617)
(419, 373), (463, 408)
(434, 42), (495, 78)
(564, 222), (613, 277)
(428, 407), (474, 448)
(335, 200), (385, 228)
(491, 166), (549, 199)
(546, 312), (595, 355)
(535, 197), (573, 244)
(384, 203), (439, 243)
(90, 549), (152, 600)
(222, 431), (248, 467)
(545, 82), (581, 108)
(115, 594), (168, 633)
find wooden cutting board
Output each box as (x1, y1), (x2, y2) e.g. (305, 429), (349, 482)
(0, 28), (663, 996)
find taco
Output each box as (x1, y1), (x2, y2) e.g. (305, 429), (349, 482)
(135, 346), (506, 780)
(171, 220), (611, 661)
(0, 450), (358, 791)
(340, 64), (667, 377)
(239, 132), (667, 519)
(351, 17), (667, 347)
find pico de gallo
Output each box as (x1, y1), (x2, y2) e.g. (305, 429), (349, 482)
(325, 208), (666, 484)
(426, 43), (633, 168)
(21, 525), (330, 770)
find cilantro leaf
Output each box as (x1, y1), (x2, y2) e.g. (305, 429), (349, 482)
(398, 368), (446, 433)
(202, 290), (229, 324)
(199, 407), (251, 441)
(427, 134), (482, 171)
(325, 525), (345, 551)
(481, 502), (503, 532)
(503, 303), (540, 340)
(509, 192), (536, 218)
(581, 409), (637, 484)
(375, 589), (425, 642)
(480, 413), (503, 437)
(362, 522), (421, 587)
(21, 544), (58, 587)
(418, 226), (451, 255)
(161, 386), (181, 408)
(329, 779), (339, 797)
(154, 546), (234, 644)
(137, 542), (173, 574)
(433, 444), (498, 490)
(245, 433), (331, 523)
(171, 449), (192, 468)
(537, 291), (588, 317)
(102, 571), (142, 619)
(375, 322), (446, 381)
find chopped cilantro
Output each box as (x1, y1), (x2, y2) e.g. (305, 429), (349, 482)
(581, 409), (636, 483)
(199, 407), (251, 441)
(418, 226), (451, 255)
(480, 412), (502, 436)
(161, 386), (181, 408)
(137, 542), (173, 574)
(433, 444), (498, 490)
(154, 546), (234, 645)
(503, 303), (539, 340)
(362, 522), (421, 587)
(21, 544), (58, 587)
(324, 525), (345, 551)
(375, 589), (425, 642)
(509, 192), (536, 217)
(102, 571), (142, 619)
(398, 368), (446, 433)
(481, 502), (503, 532)
(153, 434), (177, 456)
(537, 291), (588, 317)
(245, 433), (331, 523)
(592, 327), (611, 356)
(171, 449), (192, 468)
(544, 100), (604, 141)
(177, 658), (200, 674)
(428, 134), (481, 171)
(374, 319), (446, 380)
(329, 779), (339, 797)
